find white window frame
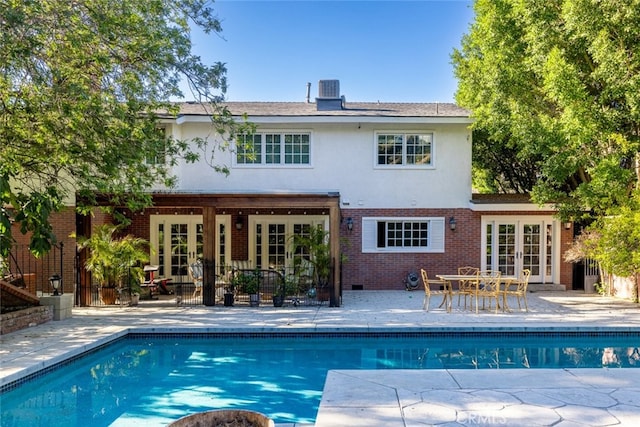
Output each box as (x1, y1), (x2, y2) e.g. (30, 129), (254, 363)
(374, 131), (435, 169)
(234, 130), (313, 167)
(362, 217), (445, 253)
(481, 215), (560, 284)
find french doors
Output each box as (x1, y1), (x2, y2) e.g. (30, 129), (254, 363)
(249, 215), (327, 270)
(150, 214), (323, 280)
(482, 216), (558, 283)
(150, 215), (231, 282)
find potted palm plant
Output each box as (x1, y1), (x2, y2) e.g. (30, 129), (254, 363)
(291, 226), (332, 302)
(78, 224), (149, 305)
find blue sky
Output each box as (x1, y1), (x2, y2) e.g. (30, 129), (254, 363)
(188, 0), (474, 103)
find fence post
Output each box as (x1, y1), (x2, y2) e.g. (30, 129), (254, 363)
(203, 258), (216, 306)
(59, 242), (64, 295)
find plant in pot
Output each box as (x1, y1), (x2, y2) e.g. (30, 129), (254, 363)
(78, 224), (149, 305)
(222, 268), (237, 306)
(272, 270), (291, 307)
(291, 226), (331, 302)
(233, 269), (260, 306)
(127, 269), (143, 306)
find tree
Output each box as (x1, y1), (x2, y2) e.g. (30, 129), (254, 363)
(565, 202), (640, 302)
(452, 0), (640, 221)
(471, 128), (541, 193)
(0, 0), (250, 258)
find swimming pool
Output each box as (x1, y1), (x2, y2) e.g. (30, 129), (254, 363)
(1, 331), (639, 426)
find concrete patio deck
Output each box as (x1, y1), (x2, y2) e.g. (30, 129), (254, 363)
(1, 290), (640, 426)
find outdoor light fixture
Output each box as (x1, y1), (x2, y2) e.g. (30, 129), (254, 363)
(564, 221), (572, 230)
(235, 216), (244, 231)
(346, 217), (354, 232)
(449, 217), (457, 231)
(49, 274), (62, 296)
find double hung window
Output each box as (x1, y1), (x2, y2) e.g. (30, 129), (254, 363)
(362, 217), (445, 253)
(376, 132), (433, 167)
(236, 132), (311, 165)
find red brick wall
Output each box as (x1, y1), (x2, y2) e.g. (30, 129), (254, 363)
(72, 206), (574, 292)
(11, 208), (76, 295)
(340, 208), (480, 290)
(340, 208), (573, 290)
(560, 224), (574, 289)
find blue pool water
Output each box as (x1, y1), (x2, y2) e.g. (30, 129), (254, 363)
(1, 332), (640, 426)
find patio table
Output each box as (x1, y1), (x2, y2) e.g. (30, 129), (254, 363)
(436, 274), (518, 313)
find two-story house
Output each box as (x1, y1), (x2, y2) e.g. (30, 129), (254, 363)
(21, 80), (571, 306)
(87, 80), (568, 303)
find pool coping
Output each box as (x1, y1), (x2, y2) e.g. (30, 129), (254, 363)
(3, 325), (640, 391)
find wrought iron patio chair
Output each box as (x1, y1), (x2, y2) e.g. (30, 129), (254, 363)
(474, 270), (502, 314)
(188, 259), (203, 298)
(503, 269), (531, 312)
(456, 266), (479, 309)
(420, 269), (449, 312)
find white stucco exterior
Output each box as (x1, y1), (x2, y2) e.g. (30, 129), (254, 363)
(163, 111), (472, 210)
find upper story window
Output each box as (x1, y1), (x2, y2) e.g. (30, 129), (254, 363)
(236, 132), (311, 166)
(376, 132), (433, 167)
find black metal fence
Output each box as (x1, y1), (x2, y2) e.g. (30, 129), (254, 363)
(75, 262), (335, 308)
(4, 243), (65, 296)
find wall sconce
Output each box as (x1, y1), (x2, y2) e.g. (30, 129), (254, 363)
(563, 221), (572, 230)
(235, 216), (244, 231)
(449, 217), (457, 231)
(49, 274), (62, 296)
(346, 217), (354, 232)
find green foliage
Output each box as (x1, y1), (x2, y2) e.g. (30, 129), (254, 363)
(77, 224), (149, 289)
(282, 275), (300, 297)
(232, 270), (260, 295)
(453, 0), (640, 219)
(565, 201), (640, 302)
(470, 128), (541, 193)
(290, 226), (331, 286)
(0, 0), (251, 258)
(591, 206), (640, 280)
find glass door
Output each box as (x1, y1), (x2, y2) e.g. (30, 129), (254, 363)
(151, 215), (231, 281)
(150, 215), (206, 282)
(250, 216), (325, 271)
(483, 216), (556, 283)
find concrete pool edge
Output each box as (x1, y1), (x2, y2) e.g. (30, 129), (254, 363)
(3, 325), (640, 390)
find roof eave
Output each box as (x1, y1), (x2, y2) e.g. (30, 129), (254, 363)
(175, 114), (472, 125)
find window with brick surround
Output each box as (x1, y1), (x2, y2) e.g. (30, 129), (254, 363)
(362, 217), (445, 253)
(375, 132), (433, 167)
(236, 132), (311, 166)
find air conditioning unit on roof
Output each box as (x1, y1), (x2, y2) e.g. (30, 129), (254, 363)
(318, 80), (340, 98)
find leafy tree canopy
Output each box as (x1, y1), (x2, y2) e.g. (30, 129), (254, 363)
(453, 0), (640, 221)
(1, 0), (249, 258)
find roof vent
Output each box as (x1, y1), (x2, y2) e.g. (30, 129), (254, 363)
(316, 79), (344, 111)
(318, 80), (340, 98)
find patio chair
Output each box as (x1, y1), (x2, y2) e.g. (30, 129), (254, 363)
(474, 270), (502, 314)
(420, 269), (449, 312)
(188, 259), (203, 298)
(456, 266), (479, 309)
(503, 269), (531, 312)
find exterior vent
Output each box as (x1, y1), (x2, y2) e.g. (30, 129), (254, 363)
(318, 80), (340, 98)
(316, 79), (344, 111)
